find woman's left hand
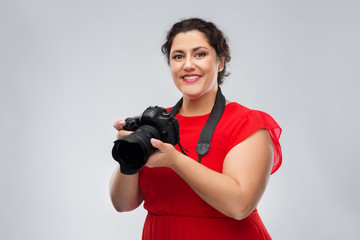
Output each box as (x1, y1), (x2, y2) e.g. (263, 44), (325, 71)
(146, 138), (180, 168)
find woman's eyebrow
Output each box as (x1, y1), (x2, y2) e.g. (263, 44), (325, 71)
(193, 46), (208, 51)
(171, 46), (209, 55)
(171, 50), (185, 55)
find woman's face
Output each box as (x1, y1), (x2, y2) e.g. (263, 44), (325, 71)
(169, 30), (223, 100)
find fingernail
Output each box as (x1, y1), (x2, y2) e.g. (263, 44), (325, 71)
(151, 138), (157, 144)
(119, 120), (125, 125)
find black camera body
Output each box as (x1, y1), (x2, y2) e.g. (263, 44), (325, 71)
(112, 106), (180, 175)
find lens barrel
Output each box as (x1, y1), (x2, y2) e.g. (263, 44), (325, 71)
(112, 125), (160, 175)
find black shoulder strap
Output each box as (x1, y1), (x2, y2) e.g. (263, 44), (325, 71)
(196, 88), (226, 162)
(170, 87), (226, 163)
(169, 98), (183, 117)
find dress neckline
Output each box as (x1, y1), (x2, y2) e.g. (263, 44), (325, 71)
(175, 102), (236, 119)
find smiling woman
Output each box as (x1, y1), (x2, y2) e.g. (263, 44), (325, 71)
(110, 18), (282, 240)
(169, 31), (222, 108)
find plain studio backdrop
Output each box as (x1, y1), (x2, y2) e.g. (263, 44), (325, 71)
(1, 0), (359, 239)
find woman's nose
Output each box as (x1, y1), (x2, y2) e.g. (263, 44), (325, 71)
(183, 57), (195, 71)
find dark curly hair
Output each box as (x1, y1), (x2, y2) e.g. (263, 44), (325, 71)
(161, 18), (231, 86)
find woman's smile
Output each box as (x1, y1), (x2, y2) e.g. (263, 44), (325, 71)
(182, 74), (202, 83)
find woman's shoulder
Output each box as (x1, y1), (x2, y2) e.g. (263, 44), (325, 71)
(225, 102), (250, 111)
(224, 102), (257, 117)
(224, 102), (280, 128)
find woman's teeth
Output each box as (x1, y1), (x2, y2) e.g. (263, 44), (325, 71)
(183, 75), (199, 79)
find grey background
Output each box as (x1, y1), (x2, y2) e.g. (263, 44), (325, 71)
(1, 0), (359, 239)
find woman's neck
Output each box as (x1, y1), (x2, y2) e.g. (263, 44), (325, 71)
(179, 89), (218, 116)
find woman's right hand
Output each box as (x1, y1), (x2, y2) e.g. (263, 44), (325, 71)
(113, 120), (133, 139)
(110, 120), (143, 212)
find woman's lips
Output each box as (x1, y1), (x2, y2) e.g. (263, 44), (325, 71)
(182, 74), (201, 83)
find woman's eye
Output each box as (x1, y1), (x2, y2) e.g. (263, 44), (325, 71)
(172, 55), (183, 60)
(195, 52), (206, 57)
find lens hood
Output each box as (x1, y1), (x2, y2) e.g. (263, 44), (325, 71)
(112, 125), (160, 175)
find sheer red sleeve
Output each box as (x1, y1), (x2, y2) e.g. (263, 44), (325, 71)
(226, 110), (282, 174)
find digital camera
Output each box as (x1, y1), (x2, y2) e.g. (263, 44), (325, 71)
(112, 106), (180, 175)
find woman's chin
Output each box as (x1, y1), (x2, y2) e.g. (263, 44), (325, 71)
(179, 86), (203, 99)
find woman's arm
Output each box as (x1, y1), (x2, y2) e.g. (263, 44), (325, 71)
(109, 166), (143, 212)
(109, 120), (143, 212)
(147, 129), (273, 220)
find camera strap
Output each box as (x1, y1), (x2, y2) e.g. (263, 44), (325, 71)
(169, 87), (226, 163)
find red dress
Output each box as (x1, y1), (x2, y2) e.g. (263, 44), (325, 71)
(139, 102), (282, 239)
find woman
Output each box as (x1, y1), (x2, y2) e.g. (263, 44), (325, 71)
(110, 18), (282, 239)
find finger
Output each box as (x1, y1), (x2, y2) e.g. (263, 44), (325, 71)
(113, 120), (125, 131)
(150, 138), (164, 150)
(116, 130), (133, 139)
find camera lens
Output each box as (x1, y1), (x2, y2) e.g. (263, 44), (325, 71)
(112, 125), (161, 174)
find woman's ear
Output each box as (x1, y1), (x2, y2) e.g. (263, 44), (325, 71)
(218, 56), (225, 72)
